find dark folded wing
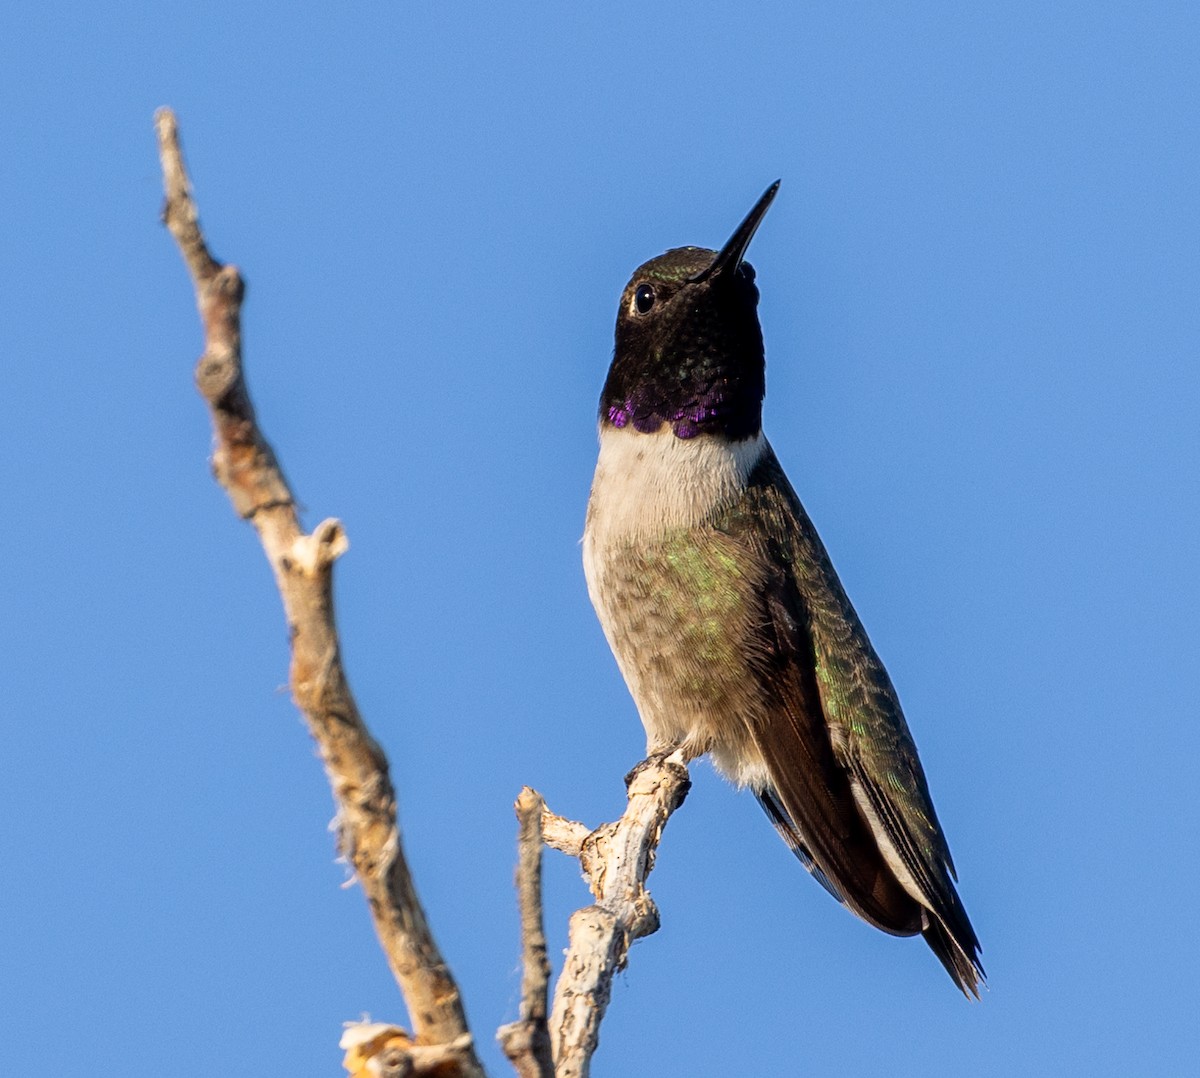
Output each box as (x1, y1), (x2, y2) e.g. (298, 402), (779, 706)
(722, 446), (984, 995)
(714, 457), (924, 936)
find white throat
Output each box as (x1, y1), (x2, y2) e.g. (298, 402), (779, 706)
(585, 425), (768, 543)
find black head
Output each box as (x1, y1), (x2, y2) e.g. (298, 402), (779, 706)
(601, 181), (780, 441)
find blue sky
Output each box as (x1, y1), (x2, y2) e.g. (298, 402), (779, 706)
(4, 3), (1198, 1075)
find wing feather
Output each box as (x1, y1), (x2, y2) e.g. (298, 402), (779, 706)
(718, 445), (984, 995)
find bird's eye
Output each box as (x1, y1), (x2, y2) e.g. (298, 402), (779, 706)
(633, 283), (656, 315)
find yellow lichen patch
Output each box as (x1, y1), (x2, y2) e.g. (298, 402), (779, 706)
(340, 1021), (411, 1077)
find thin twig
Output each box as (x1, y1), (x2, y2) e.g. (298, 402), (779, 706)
(155, 107), (485, 1078)
(498, 789), (554, 1078)
(540, 810), (590, 859)
(545, 753), (691, 1078)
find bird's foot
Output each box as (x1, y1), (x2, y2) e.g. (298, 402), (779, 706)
(624, 743), (688, 789)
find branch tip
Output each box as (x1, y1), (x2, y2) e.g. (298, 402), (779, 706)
(504, 785), (553, 1077)
(159, 109), (483, 1078)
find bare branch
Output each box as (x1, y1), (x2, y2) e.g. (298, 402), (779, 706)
(155, 108), (485, 1078)
(546, 753), (691, 1078)
(497, 789), (554, 1078)
(540, 810), (590, 859)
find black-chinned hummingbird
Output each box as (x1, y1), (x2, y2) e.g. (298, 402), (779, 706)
(583, 182), (983, 995)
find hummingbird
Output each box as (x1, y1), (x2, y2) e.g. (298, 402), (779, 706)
(582, 182), (983, 996)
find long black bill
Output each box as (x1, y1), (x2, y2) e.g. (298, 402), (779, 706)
(690, 180), (781, 284)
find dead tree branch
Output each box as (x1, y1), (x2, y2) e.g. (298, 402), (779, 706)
(155, 107), (484, 1078)
(541, 753), (691, 1078)
(497, 789), (554, 1078)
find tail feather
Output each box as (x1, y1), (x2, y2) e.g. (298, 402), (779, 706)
(922, 915), (986, 1000)
(760, 780), (986, 998)
(757, 789), (847, 907)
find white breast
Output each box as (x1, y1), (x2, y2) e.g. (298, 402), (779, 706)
(583, 425), (767, 548)
(581, 425), (771, 767)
